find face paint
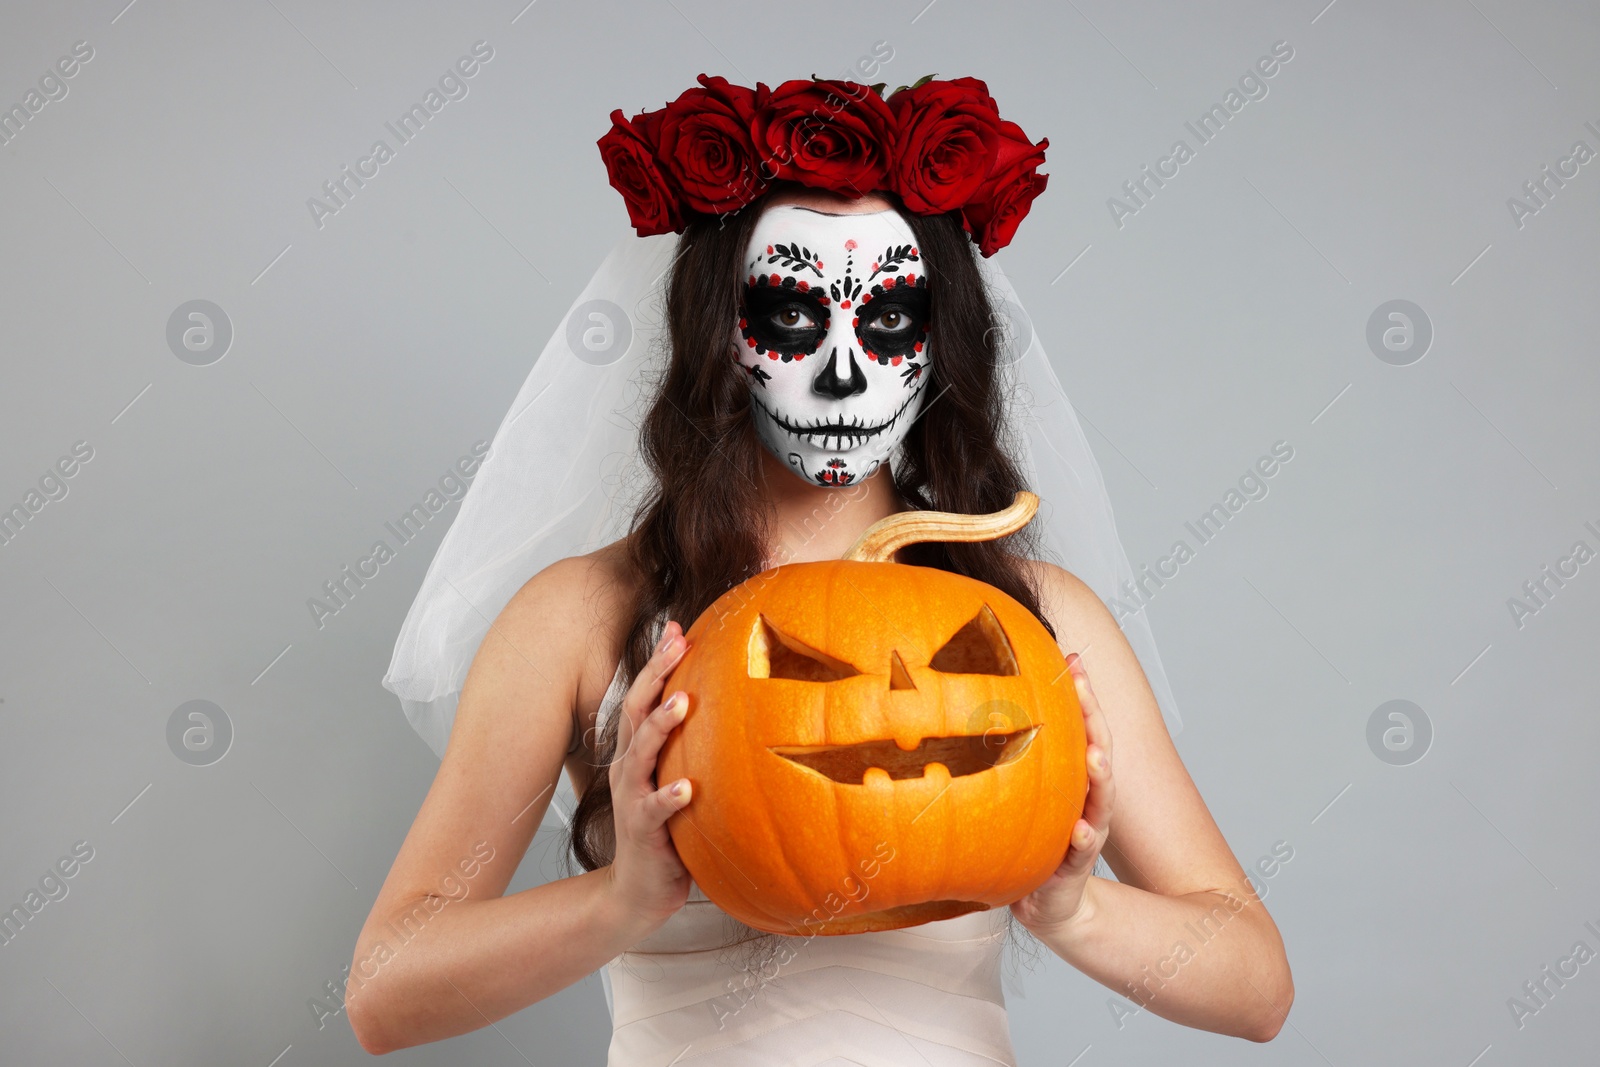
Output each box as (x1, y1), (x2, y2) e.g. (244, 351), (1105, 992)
(736, 203), (931, 487)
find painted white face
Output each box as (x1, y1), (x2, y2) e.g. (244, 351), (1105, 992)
(737, 203), (931, 487)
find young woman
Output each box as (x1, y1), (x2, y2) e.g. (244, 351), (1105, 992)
(351, 75), (1292, 1062)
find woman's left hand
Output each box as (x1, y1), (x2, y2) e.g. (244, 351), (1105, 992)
(1009, 651), (1115, 938)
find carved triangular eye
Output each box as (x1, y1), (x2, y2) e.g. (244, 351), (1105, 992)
(928, 604), (1020, 676)
(749, 615), (861, 682)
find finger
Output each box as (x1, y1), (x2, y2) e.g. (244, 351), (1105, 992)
(615, 622), (688, 767)
(1080, 741), (1114, 834)
(1068, 654), (1114, 836)
(647, 776), (693, 827)
(1068, 653), (1113, 766)
(1060, 817), (1101, 872)
(619, 691), (690, 794)
(628, 624), (687, 725)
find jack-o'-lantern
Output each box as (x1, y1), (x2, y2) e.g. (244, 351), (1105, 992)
(658, 491), (1088, 936)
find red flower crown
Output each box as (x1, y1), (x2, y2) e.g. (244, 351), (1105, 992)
(598, 74), (1048, 257)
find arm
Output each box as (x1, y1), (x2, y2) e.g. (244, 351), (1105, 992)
(1012, 562), (1294, 1042)
(345, 555), (687, 1054)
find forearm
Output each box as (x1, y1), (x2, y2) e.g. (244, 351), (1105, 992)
(347, 865), (650, 1054)
(1028, 875), (1292, 1041)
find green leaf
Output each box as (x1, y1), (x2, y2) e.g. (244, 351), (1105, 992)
(870, 82), (887, 96)
(912, 73), (937, 88)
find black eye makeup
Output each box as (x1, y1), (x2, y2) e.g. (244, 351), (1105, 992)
(853, 276), (930, 365)
(741, 275), (831, 361)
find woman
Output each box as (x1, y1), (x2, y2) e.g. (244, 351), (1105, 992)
(351, 75), (1293, 1061)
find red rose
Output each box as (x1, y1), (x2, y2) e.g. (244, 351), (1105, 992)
(597, 108), (683, 237)
(750, 78), (896, 196)
(658, 75), (767, 214)
(887, 77), (1002, 214)
(961, 119), (1049, 256)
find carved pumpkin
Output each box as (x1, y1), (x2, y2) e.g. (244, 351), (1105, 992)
(658, 491), (1088, 936)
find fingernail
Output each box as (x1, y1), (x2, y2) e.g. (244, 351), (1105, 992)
(671, 780), (687, 797)
(661, 692), (680, 714)
(655, 627), (673, 654)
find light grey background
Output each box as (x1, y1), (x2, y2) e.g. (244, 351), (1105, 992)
(2, 1), (1597, 1064)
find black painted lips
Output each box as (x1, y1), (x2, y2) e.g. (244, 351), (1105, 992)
(751, 387), (924, 449)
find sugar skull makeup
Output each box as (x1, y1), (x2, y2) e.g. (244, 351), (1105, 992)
(736, 203), (931, 487)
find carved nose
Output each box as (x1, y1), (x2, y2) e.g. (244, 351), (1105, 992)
(813, 346), (868, 400)
(889, 650), (916, 690)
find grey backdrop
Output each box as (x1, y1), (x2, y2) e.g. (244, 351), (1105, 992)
(3, 1), (1597, 1064)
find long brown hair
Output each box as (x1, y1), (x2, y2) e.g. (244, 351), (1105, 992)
(564, 186), (1057, 879)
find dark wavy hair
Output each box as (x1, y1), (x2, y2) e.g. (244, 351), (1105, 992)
(562, 184), (1057, 969)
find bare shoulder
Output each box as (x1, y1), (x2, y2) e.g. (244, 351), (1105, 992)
(1017, 558), (1113, 653)
(434, 531), (643, 811)
(1018, 557), (1154, 724)
(495, 534), (637, 639)
(489, 532), (641, 711)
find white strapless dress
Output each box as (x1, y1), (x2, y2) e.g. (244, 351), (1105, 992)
(592, 661), (1022, 1067)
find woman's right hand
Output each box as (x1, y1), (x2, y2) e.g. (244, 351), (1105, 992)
(604, 618), (696, 932)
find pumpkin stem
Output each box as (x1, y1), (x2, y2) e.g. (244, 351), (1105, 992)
(842, 491), (1040, 563)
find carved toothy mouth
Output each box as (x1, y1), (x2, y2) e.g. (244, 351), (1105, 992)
(769, 725), (1039, 785)
(750, 387), (924, 452)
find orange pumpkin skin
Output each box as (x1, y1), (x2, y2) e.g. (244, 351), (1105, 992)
(657, 558), (1088, 936)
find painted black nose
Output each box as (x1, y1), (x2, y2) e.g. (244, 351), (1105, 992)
(813, 346), (868, 400)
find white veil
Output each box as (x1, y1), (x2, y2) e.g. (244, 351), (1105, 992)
(382, 231), (1183, 758)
